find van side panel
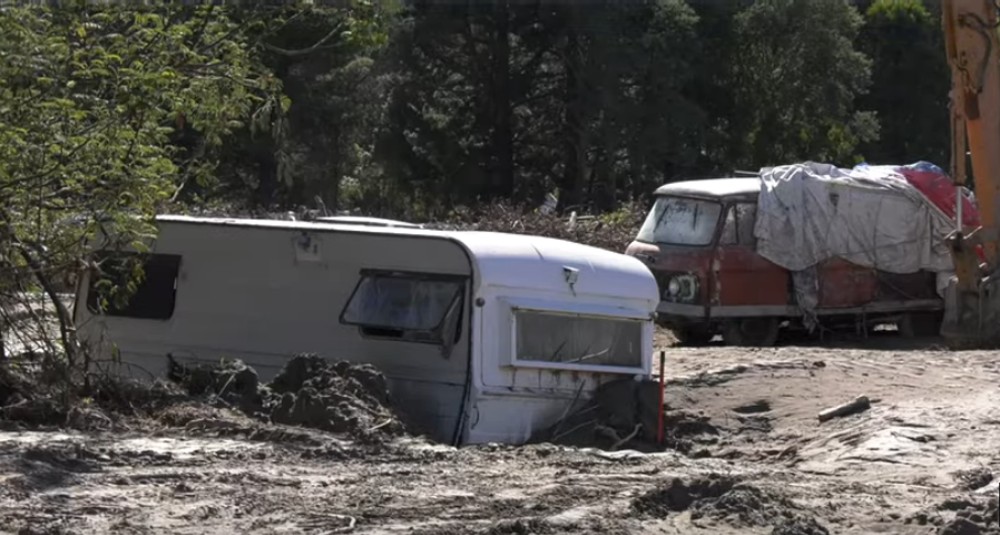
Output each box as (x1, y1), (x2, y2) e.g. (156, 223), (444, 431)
(76, 222), (474, 443)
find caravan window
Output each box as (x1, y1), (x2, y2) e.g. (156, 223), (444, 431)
(86, 252), (181, 320)
(340, 271), (465, 345)
(513, 310), (643, 371)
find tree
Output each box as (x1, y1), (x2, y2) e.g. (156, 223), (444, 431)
(207, 3), (398, 210)
(375, 0), (704, 216)
(856, 0), (949, 166)
(0, 5), (274, 365)
(728, 0), (879, 168)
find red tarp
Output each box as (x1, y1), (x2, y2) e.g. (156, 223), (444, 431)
(897, 162), (984, 263)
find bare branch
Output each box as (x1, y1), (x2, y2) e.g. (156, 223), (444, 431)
(263, 22), (346, 58)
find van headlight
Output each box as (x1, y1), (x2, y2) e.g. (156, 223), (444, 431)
(664, 274), (699, 303)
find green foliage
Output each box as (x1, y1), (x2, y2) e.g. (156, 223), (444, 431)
(374, 0), (707, 218)
(0, 1), (960, 350)
(729, 0), (878, 168)
(428, 200), (647, 254)
(208, 2), (398, 209)
(856, 0), (948, 166)
(0, 4), (272, 360)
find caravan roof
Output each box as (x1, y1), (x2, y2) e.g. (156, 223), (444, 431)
(154, 215), (657, 304)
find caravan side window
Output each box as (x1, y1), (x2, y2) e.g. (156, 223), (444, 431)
(513, 310), (643, 371)
(340, 270), (465, 345)
(86, 252), (182, 320)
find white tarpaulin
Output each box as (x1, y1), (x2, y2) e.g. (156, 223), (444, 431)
(754, 162), (956, 275)
(754, 162), (958, 325)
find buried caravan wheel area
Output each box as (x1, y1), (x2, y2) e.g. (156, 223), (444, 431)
(721, 317), (780, 347)
(668, 325), (715, 346)
(897, 311), (944, 338)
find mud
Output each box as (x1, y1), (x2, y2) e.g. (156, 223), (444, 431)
(632, 474), (738, 516)
(529, 378), (720, 454)
(1, 329), (1000, 533)
(770, 516), (830, 535)
(934, 497), (1000, 535)
(168, 353), (406, 441)
(631, 475), (823, 533)
(689, 484), (802, 527)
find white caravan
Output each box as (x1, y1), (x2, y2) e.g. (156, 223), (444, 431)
(73, 215), (658, 446)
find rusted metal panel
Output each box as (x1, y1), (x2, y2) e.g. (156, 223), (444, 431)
(626, 242), (714, 304)
(713, 246), (789, 307)
(816, 258), (878, 308)
(876, 271), (939, 300)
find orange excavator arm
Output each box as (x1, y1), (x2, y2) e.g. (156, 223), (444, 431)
(941, 0), (1000, 345)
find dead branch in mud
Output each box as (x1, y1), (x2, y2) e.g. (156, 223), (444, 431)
(818, 395), (871, 422)
(611, 423), (643, 450)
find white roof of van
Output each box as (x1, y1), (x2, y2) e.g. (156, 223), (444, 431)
(654, 177), (761, 198)
(155, 215), (658, 305)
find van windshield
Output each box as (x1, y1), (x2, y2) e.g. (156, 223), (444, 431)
(636, 195), (722, 246)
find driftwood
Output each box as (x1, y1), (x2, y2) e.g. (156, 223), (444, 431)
(818, 395), (871, 422)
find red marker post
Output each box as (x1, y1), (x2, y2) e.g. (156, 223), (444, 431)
(657, 350), (666, 446)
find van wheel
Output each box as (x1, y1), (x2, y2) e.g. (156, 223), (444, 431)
(672, 327), (714, 346)
(898, 311), (943, 338)
(722, 318), (779, 347)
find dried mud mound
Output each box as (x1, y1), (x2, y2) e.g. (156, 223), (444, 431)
(633, 476), (829, 533)
(770, 516), (831, 535)
(632, 474), (737, 516)
(169, 353), (407, 440)
(0, 361), (65, 426)
(936, 497), (1000, 535)
(690, 484), (808, 528)
(1, 355), (186, 430)
(267, 354), (404, 438)
(529, 378), (718, 452)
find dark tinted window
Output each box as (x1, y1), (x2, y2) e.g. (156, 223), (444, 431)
(340, 270), (465, 345)
(735, 203), (757, 246)
(86, 253), (181, 320)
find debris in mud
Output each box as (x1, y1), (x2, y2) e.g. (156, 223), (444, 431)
(690, 483), (802, 527)
(633, 476), (823, 532)
(939, 518), (985, 535)
(168, 353), (407, 441)
(1, 352), (186, 430)
(953, 467), (994, 491)
(770, 515), (830, 535)
(936, 497), (1000, 535)
(733, 399), (772, 414)
(0, 357), (69, 427)
(482, 517), (552, 535)
(631, 474), (737, 516)
(817, 395), (871, 422)
(529, 378), (718, 453)
(166, 354), (263, 413)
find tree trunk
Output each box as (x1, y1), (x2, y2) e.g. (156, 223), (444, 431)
(490, 0), (515, 200)
(15, 244), (78, 369)
(560, 14), (586, 213)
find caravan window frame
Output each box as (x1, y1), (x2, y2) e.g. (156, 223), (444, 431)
(339, 269), (468, 346)
(85, 252), (182, 320)
(500, 297), (649, 375)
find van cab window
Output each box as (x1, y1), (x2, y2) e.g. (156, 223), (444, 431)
(720, 203), (758, 247)
(636, 195), (722, 246)
(340, 270), (465, 345)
